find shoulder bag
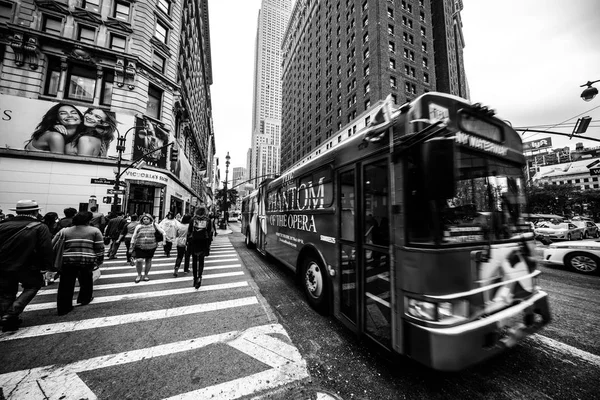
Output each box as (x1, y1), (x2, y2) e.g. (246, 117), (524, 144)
(51, 228), (67, 272)
(154, 223), (164, 242)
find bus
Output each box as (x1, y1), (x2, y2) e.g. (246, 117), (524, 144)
(241, 92), (551, 371)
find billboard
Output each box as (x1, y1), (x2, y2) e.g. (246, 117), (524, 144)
(132, 117), (168, 168)
(0, 94), (135, 159)
(523, 137), (552, 152)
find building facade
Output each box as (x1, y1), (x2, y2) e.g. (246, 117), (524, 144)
(0, 0), (215, 217)
(249, 0), (291, 186)
(280, 0), (466, 171)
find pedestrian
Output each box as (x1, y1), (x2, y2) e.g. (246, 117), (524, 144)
(208, 211), (218, 256)
(173, 214), (192, 277)
(89, 205), (107, 233)
(0, 200), (53, 332)
(0, 208), (5, 221)
(56, 211), (104, 315)
(104, 211), (126, 259)
(117, 214), (139, 265)
(58, 207), (77, 229)
(158, 211), (178, 257)
(175, 213), (182, 222)
(131, 214), (165, 283)
(42, 211), (61, 238)
(187, 207), (213, 289)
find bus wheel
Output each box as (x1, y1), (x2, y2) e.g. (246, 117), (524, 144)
(245, 230), (255, 249)
(302, 256), (328, 313)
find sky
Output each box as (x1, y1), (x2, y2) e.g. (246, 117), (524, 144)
(208, 0), (600, 176)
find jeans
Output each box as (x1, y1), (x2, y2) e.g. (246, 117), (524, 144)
(191, 251), (207, 283)
(0, 270), (42, 319)
(57, 264), (94, 315)
(124, 238), (133, 261)
(108, 238), (121, 258)
(175, 245), (190, 273)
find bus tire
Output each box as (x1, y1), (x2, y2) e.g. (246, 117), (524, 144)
(302, 255), (329, 314)
(245, 229), (255, 249)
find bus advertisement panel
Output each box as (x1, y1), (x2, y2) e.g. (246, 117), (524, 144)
(242, 92), (551, 371)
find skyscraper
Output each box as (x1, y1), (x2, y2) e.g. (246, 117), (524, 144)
(280, 0), (467, 171)
(249, 0), (292, 187)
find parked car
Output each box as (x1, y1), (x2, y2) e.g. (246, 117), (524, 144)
(542, 239), (600, 274)
(571, 220), (600, 239)
(533, 222), (584, 241)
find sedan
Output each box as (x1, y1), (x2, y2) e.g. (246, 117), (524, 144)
(542, 239), (600, 274)
(572, 220), (600, 239)
(534, 222), (584, 241)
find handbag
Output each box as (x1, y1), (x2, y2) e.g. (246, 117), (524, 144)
(154, 223), (164, 242)
(51, 229), (66, 272)
(92, 265), (101, 281)
(104, 236), (111, 245)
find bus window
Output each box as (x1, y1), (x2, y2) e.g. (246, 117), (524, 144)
(340, 171), (355, 242)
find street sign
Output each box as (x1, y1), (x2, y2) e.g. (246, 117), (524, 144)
(107, 189), (125, 195)
(91, 178), (126, 187)
(587, 160), (600, 169)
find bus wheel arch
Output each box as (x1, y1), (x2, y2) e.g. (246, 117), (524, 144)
(298, 247), (331, 315)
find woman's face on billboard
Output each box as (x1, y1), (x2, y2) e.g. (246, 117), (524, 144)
(57, 106), (82, 127)
(83, 109), (107, 128)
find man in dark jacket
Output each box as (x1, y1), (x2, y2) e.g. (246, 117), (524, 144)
(58, 207), (77, 229)
(0, 200), (53, 332)
(105, 211), (126, 259)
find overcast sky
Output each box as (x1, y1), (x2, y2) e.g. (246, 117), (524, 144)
(208, 0), (600, 174)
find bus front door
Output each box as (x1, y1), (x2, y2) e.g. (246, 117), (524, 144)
(339, 159), (392, 348)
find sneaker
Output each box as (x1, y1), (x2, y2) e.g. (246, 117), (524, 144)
(0, 316), (23, 332)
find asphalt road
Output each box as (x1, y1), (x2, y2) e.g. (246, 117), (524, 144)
(233, 232), (600, 400)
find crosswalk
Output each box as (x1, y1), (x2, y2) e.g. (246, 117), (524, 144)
(0, 236), (309, 399)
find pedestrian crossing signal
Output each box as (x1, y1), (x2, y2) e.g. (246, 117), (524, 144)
(171, 148), (179, 162)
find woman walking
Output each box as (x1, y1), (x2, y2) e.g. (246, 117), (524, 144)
(56, 211), (104, 315)
(188, 207), (213, 289)
(173, 214), (191, 277)
(131, 214), (165, 283)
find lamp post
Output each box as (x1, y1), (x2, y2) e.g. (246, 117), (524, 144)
(580, 80), (600, 102)
(112, 126), (138, 213)
(220, 152), (231, 229)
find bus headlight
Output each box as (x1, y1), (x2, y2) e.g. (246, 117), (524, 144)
(406, 298), (469, 323)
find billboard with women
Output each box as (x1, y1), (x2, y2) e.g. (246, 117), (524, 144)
(0, 93), (134, 159)
(132, 116), (168, 169)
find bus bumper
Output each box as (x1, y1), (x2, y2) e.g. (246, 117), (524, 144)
(403, 290), (551, 371)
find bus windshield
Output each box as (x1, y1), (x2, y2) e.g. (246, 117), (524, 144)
(407, 148), (532, 245)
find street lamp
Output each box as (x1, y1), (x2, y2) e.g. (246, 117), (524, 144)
(580, 80), (600, 102)
(220, 152), (231, 228)
(112, 126), (139, 212)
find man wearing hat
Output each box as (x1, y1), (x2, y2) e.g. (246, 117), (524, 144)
(0, 200), (53, 332)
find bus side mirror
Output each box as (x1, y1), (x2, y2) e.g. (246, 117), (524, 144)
(422, 138), (456, 199)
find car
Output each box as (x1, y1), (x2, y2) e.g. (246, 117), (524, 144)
(533, 222), (584, 241)
(571, 220), (600, 239)
(542, 239), (600, 274)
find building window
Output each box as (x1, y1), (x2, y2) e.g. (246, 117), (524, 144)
(42, 15), (63, 35)
(389, 41), (395, 52)
(82, 0), (100, 13)
(364, 82), (370, 93)
(157, 0), (171, 15)
(391, 94), (397, 104)
(365, 99), (371, 108)
(390, 58), (396, 69)
(77, 24), (96, 45)
(388, 24), (394, 35)
(421, 27), (426, 36)
(0, 1), (14, 24)
(44, 57), (61, 97)
(100, 69), (114, 106)
(364, 65), (369, 76)
(390, 76), (397, 88)
(155, 19), (168, 44)
(147, 84), (163, 119)
(424, 72), (429, 83)
(387, 7), (394, 19)
(109, 33), (127, 51)
(423, 57), (428, 67)
(152, 52), (166, 73)
(66, 64), (97, 103)
(422, 42), (427, 52)
(113, 1), (131, 22)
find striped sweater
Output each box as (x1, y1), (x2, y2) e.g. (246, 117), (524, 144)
(61, 225), (105, 267)
(131, 223), (164, 250)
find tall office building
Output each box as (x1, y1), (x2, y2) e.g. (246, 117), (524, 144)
(0, 0), (215, 216)
(249, 0), (292, 186)
(280, 0), (467, 171)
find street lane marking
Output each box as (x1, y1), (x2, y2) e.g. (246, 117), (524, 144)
(97, 269), (243, 279)
(98, 262), (242, 272)
(0, 324), (308, 400)
(530, 334), (600, 368)
(25, 282), (250, 312)
(0, 297), (259, 342)
(36, 272), (245, 296)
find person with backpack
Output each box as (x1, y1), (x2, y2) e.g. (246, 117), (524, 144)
(104, 211), (126, 259)
(187, 207), (213, 289)
(117, 214), (140, 265)
(173, 214), (192, 277)
(131, 214), (165, 283)
(0, 200), (53, 331)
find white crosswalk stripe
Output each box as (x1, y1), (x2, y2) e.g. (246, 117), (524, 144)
(0, 235), (309, 399)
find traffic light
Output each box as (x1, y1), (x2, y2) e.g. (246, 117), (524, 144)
(103, 196), (112, 204)
(171, 147), (179, 162)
